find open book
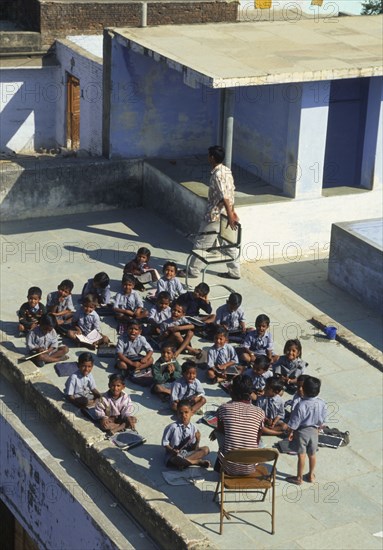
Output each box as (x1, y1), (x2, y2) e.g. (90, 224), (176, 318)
(76, 329), (102, 346)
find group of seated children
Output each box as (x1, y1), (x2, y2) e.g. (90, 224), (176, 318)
(19, 246), (326, 479)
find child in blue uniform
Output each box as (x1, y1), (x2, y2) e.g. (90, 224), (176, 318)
(241, 314), (275, 364)
(26, 314), (69, 367)
(113, 275), (147, 325)
(116, 320), (153, 373)
(171, 361), (206, 415)
(206, 327), (238, 382)
(255, 377), (286, 435)
(46, 279), (75, 329)
(162, 400), (210, 469)
(64, 352), (101, 408)
(287, 376), (327, 485)
(18, 286), (46, 333)
(81, 272), (111, 307)
(156, 261), (184, 301)
(273, 339), (308, 393)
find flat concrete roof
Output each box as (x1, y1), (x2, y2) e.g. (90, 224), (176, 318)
(111, 16), (383, 87)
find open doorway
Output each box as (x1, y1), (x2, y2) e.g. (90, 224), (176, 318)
(323, 78), (369, 189)
(66, 73), (80, 150)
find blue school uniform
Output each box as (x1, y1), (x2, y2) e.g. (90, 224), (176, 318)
(207, 343), (238, 368)
(72, 309), (101, 335)
(114, 290), (143, 311)
(243, 329), (273, 356)
(156, 277), (184, 301)
(81, 279), (111, 305)
(255, 394), (285, 421)
(215, 304), (245, 331)
(116, 334), (152, 358)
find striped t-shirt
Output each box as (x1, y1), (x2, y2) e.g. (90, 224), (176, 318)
(217, 401), (265, 475)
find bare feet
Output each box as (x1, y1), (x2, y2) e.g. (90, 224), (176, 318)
(286, 476), (302, 485)
(304, 473), (316, 483)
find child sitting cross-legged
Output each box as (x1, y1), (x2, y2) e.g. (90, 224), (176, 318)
(64, 352), (101, 408)
(116, 320), (153, 373)
(244, 355), (273, 399)
(162, 400), (210, 470)
(123, 246), (160, 291)
(159, 302), (201, 358)
(255, 376), (287, 435)
(240, 314), (276, 365)
(67, 295), (110, 347)
(156, 261), (184, 302)
(26, 314), (69, 367)
(214, 292), (246, 340)
(18, 286), (47, 334)
(151, 343), (182, 399)
(113, 275), (148, 329)
(273, 339), (308, 393)
(94, 373), (137, 435)
(81, 271), (111, 308)
(206, 327), (238, 383)
(46, 279), (75, 330)
(147, 291), (172, 336)
(175, 282), (215, 323)
(171, 361), (206, 415)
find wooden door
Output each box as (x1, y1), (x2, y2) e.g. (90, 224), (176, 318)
(66, 74), (80, 150)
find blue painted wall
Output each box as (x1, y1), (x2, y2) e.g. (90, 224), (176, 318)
(0, 68), (59, 153)
(109, 41), (219, 158)
(0, 415), (117, 549)
(233, 83), (294, 189)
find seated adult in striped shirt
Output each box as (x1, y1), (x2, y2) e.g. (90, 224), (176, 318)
(209, 375), (265, 475)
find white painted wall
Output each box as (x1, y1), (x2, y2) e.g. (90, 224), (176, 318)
(0, 67), (59, 153)
(238, 188), (383, 262)
(55, 40), (103, 155)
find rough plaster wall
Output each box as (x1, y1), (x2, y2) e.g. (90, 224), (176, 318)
(109, 41), (219, 158)
(55, 41), (103, 155)
(0, 417), (116, 549)
(0, 68), (59, 153)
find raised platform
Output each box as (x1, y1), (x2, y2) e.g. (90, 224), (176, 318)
(328, 219), (383, 312)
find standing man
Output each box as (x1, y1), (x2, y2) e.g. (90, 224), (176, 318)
(179, 145), (240, 280)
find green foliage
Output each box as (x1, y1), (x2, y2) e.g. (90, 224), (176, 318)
(361, 0), (383, 14)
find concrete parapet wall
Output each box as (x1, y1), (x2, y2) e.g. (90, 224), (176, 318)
(328, 220), (383, 313)
(0, 348), (216, 549)
(0, 31), (42, 53)
(0, 157), (143, 221)
(143, 161), (206, 235)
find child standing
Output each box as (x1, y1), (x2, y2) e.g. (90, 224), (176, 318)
(162, 400), (210, 469)
(116, 321), (153, 373)
(94, 374), (137, 434)
(26, 314), (69, 367)
(159, 303), (200, 357)
(156, 261), (184, 302)
(64, 352), (101, 408)
(18, 286), (46, 333)
(46, 279), (75, 327)
(68, 295), (110, 347)
(244, 355), (273, 398)
(215, 292), (246, 336)
(286, 376), (327, 485)
(273, 339), (308, 392)
(171, 361), (206, 415)
(206, 327), (238, 382)
(113, 275), (147, 324)
(123, 246), (160, 291)
(255, 377), (286, 435)
(81, 272), (111, 306)
(151, 344), (182, 397)
(241, 314), (275, 364)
